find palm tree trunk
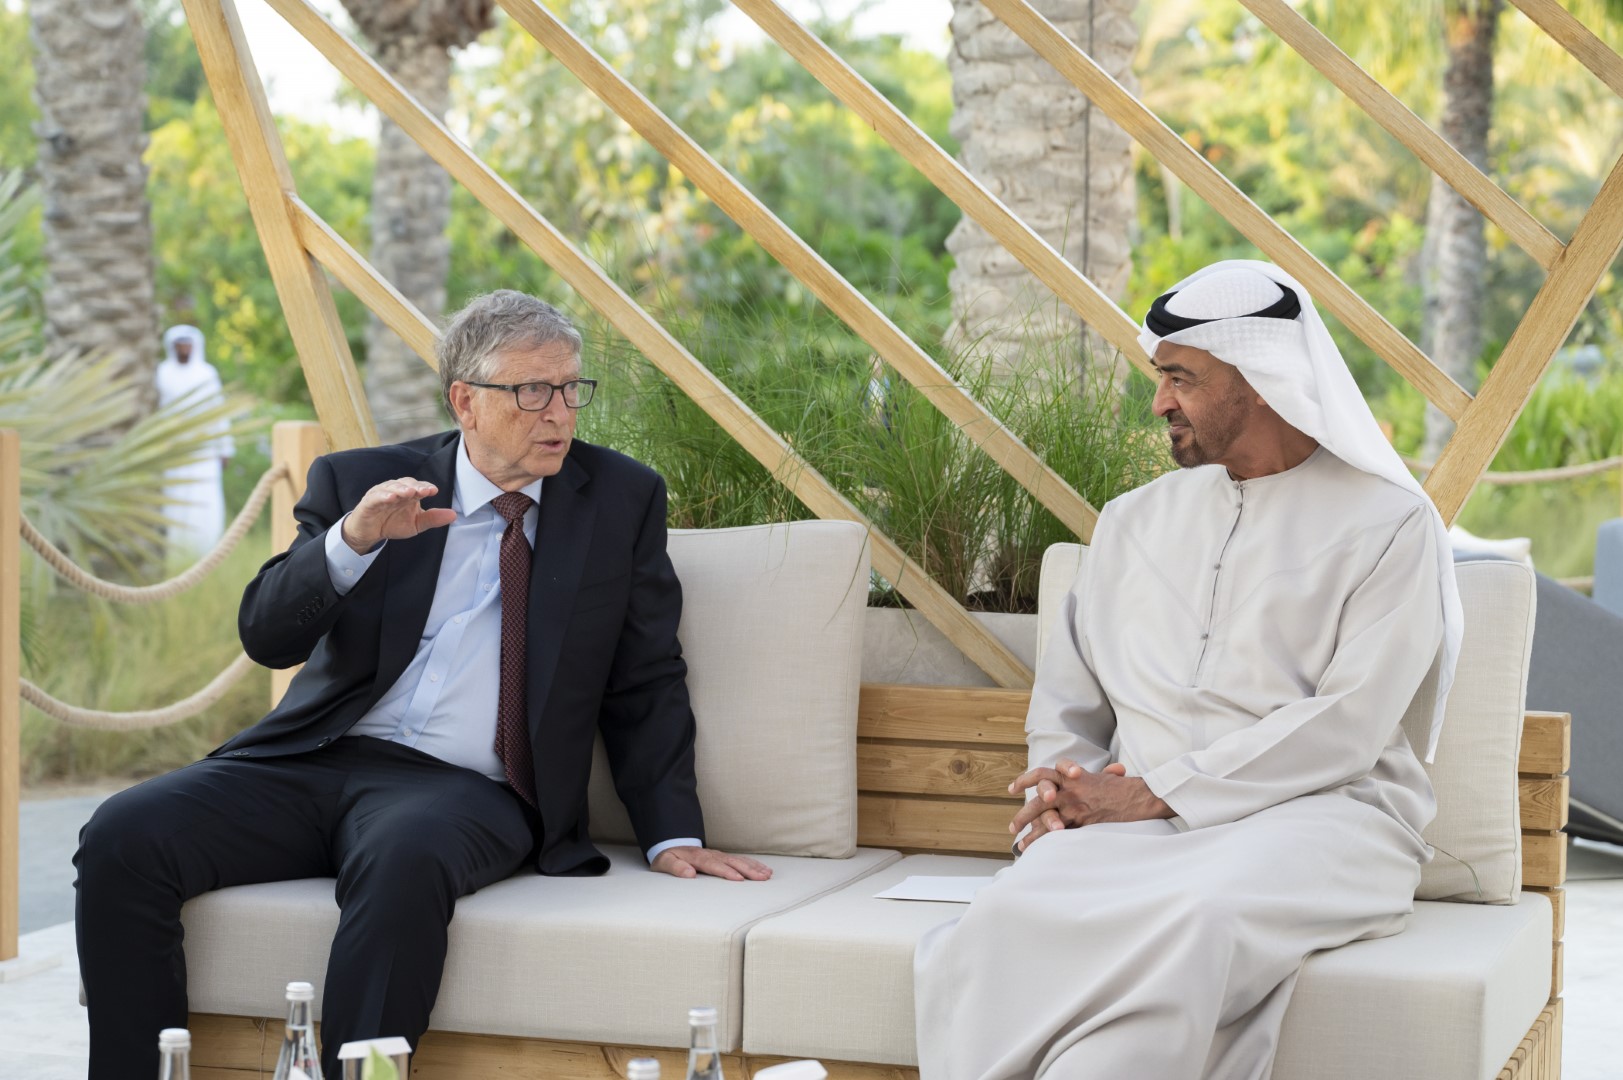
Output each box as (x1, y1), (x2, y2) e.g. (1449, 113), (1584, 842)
(1420, 0), (1501, 462)
(364, 37), (455, 443)
(29, 0), (159, 415)
(946, 0), (1138, 389)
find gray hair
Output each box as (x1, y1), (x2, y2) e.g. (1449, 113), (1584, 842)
(438, 290), (584, 414)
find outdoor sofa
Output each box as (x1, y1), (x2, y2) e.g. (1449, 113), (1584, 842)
(170, 519), (1567, 1079)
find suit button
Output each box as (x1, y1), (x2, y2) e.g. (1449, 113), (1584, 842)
(317, 737), (333, 748)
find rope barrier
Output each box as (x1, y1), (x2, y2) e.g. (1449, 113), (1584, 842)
(18, 652), (261, 731)
(19, 463), (290, 603)
(1403, 454), (1623, 485)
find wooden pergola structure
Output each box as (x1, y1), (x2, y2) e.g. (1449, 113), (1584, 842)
(169, 0), (1623, 691)
(0, 1), (1618, 1071)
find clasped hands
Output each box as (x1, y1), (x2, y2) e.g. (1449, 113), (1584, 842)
(1008, 759), (1173, 853)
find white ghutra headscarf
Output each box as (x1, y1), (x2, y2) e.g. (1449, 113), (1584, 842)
(1135, 260), (1462, 763)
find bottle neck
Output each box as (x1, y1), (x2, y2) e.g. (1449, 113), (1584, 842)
(286, 1000), (314, 1029)
(688, 1023), (719, 1052)
(158, 1047), (191, 1080)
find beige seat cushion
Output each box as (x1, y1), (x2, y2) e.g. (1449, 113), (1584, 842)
(742, 853), (1551, 1077)
(181, 846), (899, 1051)
(1035, 544), (1538, 903)
(588, 520), (871, 858)
(743, 854), (1008, 1064)
(1274, 894), (1552, 1080)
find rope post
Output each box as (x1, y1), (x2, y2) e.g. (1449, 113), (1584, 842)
(271, 422), (327, 707)
(1, 430), (20, 964)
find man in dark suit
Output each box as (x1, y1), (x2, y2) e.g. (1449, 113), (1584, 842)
(75, 291), (770, 1080)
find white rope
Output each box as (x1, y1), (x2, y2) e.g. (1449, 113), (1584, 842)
(1403, 454), (1623, 485)
(19, 653), (261, 731)
(20, 463), (289, 603)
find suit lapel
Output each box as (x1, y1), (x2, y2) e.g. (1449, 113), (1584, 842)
(526, 452), (595, 724)
(373, 436), (459, 697)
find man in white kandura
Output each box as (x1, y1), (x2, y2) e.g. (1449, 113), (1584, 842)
(155, 324), (234, 554)
(913, 260), (1463, 1080)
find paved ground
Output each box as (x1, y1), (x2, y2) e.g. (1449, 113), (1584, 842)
(6, 795), (1622, 1078)
(17, 788), (126, 935)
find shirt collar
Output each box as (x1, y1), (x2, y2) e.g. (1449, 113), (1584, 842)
(453, 435), (544, 516)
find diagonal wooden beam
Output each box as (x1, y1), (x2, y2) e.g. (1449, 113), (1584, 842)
(1239, 0), (1564, 268)
(1425, 153), (1623, 523)
(1508, 0), (1623, 99)
(258, 0), (1035, 688)
(979, 0), (1473, 421)
(178, 0), (375, 449)
(288, 196), (441, 371)
(0, 431), (17, 963)
(728, 0), (1155, 381)
(497, 0), (1098, 542)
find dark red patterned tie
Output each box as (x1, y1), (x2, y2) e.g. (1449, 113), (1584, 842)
(491, 492), (537, 808)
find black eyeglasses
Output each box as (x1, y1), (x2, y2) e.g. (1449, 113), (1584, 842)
(465, 378), (597, 411)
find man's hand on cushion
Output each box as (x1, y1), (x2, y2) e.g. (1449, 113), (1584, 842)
(651, 846), (773, 881)
(1008, 760), (1172, 852)
(341, 478), (458, 554)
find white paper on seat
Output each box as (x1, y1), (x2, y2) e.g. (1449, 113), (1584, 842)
(873, 876), (996, 903)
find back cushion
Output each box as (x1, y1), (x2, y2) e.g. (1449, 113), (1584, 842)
(587, 520), (870, 858)
(1035, 544), (1536, 903)
(1411, 559), (1536, 902)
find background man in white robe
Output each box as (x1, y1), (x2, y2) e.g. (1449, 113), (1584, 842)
(155, 324), (235, 555)
(913, 261), (1462, 1080)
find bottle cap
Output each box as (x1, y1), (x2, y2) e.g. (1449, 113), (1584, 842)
(753, 1063), (825, 1080)
(285, 981), (316, 1001)
(158, 1029), (191, 1050)
(626, 1058), (660, 1080)
(688, 1005), (718, 1026)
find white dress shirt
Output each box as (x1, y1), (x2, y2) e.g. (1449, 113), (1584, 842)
(324, 436), (698, 863)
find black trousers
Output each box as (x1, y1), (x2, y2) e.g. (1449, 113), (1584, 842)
(74, 736), (537, 1080)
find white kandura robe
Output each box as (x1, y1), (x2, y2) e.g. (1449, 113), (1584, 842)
(914, 446), (1445, 1080)
(155, 357), (234, 555)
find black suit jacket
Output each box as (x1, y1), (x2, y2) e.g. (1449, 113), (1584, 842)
(221, 431), (705, 876)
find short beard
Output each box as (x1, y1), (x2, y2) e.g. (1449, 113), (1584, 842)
(1168, 384), (1252, 469)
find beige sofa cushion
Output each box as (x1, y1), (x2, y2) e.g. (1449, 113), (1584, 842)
(1273, 894), (1551, 1080)
(588, 520), (871, 858)
(181, 846), (899, 1051)
(1408, 559), (1536, 902)
(743, 854), (1004, 1064)
(1035, 544), (1537, 903)
(742, 852), (1550, 1077)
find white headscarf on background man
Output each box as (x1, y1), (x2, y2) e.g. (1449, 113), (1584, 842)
(1135, 259), (1462, 763)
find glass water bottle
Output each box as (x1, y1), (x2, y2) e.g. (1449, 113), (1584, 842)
(685, 1006), (723, 1080)
(627, 1058), (660, 1080)
(272, 981), (323, 1080)
(157, 1028), (191, 1080)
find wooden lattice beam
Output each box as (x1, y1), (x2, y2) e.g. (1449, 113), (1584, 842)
(1508, 0), (1623, 98)
(979, 0), (1474, 421)
(255, 0), (1035, 687)
(728, 0), (1155, 381)
(177, 0), (375, 450)
(1238, 0), (1564, 268)
(0, 431), (18, 963)
(497, 0), (1098, 542)
(1424, 153), (1623, 522)
(289, 196), (441, 371)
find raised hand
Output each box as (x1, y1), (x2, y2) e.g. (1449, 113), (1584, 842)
(340, 478), (459, 554)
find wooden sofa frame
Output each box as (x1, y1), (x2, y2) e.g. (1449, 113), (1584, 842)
(188, 684), (1571, 1080)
